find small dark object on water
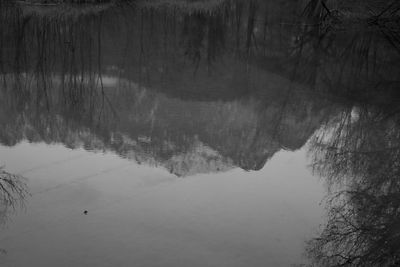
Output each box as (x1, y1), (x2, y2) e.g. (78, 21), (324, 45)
(83, 210), (88, 215)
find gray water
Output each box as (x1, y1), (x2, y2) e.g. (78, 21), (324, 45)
(1, 1), (400, 266)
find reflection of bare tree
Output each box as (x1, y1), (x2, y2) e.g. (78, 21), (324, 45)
(307, 106), (400, 266)
(0, 167), (28, 224)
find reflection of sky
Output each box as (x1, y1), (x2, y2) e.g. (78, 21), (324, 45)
(0, 142), (324, 267)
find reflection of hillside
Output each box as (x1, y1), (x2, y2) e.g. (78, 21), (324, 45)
(0, 71), (330, 176)
(0, 1), (340, 176)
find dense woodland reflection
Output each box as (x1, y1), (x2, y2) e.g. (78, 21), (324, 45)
(0, 1), (340, 176)
(306, 104), (400, 266)
(1, 1), (400, 265)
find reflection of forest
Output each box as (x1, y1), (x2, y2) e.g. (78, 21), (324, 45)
(299, 4), (400, 263)
(1, 0), (399, 176)
(0, 1), (399, 177)
(2, 0), (399, 95)
(306, 104), (400, 266)
(0, 2), (341, 176)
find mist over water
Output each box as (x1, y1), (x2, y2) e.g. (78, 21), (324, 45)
(1, 1), (400, 266)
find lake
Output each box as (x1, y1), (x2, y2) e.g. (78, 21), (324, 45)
(1, 1), (400, 266)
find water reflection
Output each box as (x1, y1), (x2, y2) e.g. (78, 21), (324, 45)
(0, 167), (28, 224)
(0, 1), (337, 177)
(306, 104), (400, 266)
(1, 72), (330, 176)
(0, 0), (400, 266)
(298, 6), (400, 265)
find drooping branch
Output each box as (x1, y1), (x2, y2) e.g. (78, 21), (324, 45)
(0, 167), (29, 210)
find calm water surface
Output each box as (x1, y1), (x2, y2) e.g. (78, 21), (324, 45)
(1, 1), (400, 266)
